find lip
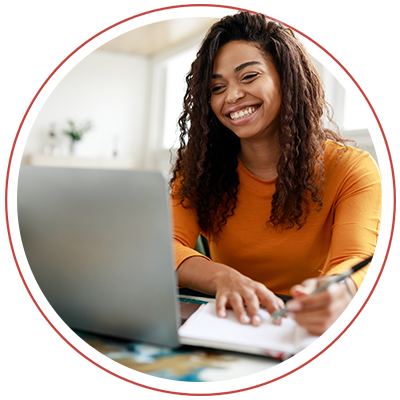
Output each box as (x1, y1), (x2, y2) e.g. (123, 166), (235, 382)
(224, 103), (261, 116)
(225, 103), (261, 126)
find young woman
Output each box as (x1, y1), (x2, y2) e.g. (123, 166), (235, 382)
(170, 12), (381, 335)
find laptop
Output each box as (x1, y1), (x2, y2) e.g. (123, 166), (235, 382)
(17, 166), (317, 358)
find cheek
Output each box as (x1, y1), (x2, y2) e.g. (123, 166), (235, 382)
(210, 99), (225, 123)
(264, 88), (281, 113)
(275, 95), (282, 116)
(273, 85), (282, 107)
(210, 98), (218, 115)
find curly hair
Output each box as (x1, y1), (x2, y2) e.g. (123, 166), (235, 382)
(170, 11), (347, 237)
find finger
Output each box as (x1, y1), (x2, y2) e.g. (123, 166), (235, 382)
(288, 283), (339, 312)
(257, 288), (285, 323)
(271, 297), (286, 326)
(295, 320), (328, 336)
(229, 293), (251, 324)
(287, 292), (329, 313)
(272, 315), (286, 325)
(292, 284), (342, 311)
(216, 293), (228, 318)
(241, 291), (262, 326)
(258, 288), (285, 325)
(289, 310), (333, 336)
(292, 276), (336, 297)
(290, 279), (318, 297)
(290, 308), (332, 325)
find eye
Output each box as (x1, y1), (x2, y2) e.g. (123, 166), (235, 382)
(243, 73), (258, 81)
(211, 86), (222, 93)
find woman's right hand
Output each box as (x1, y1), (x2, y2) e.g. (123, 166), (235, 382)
(213, 267), (285, 326)
(177, 257), (284, 326)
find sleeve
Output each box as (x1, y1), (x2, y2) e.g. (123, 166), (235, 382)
(323, 151), (382, 289)
(170, 184), (210, 269)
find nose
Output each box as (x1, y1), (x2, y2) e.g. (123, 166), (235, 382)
(225, 84), (245, 104)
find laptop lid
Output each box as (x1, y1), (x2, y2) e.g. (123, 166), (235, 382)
(17, 166), (181, 348)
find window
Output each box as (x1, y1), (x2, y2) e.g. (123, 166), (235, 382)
(342, 89), (369, 130)
(162, 46), (198, 149)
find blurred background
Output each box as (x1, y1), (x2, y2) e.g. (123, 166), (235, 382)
(21, 17), (377, 173)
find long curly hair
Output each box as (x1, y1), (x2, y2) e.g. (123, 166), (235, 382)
(170, 12), (347, 237)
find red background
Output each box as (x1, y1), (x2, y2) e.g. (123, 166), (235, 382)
(5, 4), (396, 395)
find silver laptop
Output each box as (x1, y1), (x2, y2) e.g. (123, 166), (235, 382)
(18, 166), (316, 358)
(18, 166), (182, 348)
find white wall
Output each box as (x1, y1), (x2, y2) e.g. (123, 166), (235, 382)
(23, 50), (151, 166)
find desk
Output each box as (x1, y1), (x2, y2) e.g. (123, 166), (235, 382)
(77, 331), (280, 382)
(75, 291), (284, 382)
(72, 288), (295, 382)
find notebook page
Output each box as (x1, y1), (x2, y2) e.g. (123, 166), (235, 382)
(178, 303), (317, 354)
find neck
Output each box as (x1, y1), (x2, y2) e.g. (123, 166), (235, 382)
(238, 133), (281, 180)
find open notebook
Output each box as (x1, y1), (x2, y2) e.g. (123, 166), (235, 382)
(179, 303), (318, 359)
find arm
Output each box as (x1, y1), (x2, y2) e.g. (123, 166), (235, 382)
(171, 189), (284, 326)
(322, 152), (381, 286)
(288, 151), (381, 335)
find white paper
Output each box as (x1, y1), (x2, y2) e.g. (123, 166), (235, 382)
(178, 303), (318, 355)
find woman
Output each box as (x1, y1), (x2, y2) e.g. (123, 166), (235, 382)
(170, 12), (381, 335)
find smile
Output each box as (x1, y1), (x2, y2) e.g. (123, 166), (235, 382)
(229, 106), (259, 120)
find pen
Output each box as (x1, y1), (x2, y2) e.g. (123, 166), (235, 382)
(269, 256), (373, 322)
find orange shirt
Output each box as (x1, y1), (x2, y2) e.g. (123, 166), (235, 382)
(171, 140), (382, 295)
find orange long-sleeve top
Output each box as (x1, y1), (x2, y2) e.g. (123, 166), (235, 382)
(171, 140), (382, 296)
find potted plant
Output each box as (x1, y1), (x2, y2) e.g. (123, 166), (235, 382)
(63, 119), (93, 155)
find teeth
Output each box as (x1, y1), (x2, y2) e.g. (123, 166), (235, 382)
(230, 106), (257, 120)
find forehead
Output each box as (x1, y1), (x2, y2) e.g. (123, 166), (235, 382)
(212, 41), (269, 72)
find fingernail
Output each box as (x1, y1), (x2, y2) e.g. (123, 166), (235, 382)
(272, 317), (281, 326)
(252, 315), (262, 326)
(287, 301), (301, 311)
(240, 314), (251, 324)
(218, 309), (226, 318)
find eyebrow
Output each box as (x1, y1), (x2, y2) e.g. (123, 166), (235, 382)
(212, 61), (262, 79)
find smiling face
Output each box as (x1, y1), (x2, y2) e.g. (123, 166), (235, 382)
(210, 41), (281, 143)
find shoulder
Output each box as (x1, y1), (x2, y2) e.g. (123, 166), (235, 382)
(323, 139), (380, 177)
(322, 140), (381, 197)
